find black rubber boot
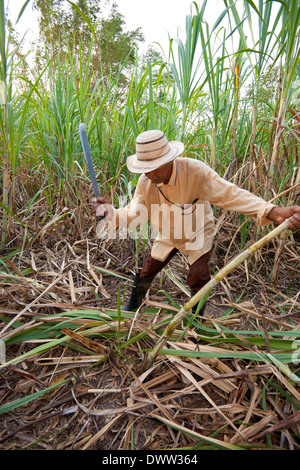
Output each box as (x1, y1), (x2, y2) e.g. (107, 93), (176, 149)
(190, 290), (206, 315)
(123, 274), (153, 311)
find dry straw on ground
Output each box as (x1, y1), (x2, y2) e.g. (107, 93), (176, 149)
(0, 182), (299, 450)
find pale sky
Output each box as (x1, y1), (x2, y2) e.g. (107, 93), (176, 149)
(5, 0), (223, 56)
(115, 0), (222, 54)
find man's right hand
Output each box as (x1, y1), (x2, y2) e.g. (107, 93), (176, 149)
(91, 197), (114, 221)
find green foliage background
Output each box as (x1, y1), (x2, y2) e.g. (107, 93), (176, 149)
(0, 0), (300, 248)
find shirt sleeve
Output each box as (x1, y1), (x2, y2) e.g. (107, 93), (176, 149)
(201, 164), (275, 226)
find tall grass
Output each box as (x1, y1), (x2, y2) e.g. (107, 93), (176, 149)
(0, 0), (48, 248)
(224, 0), (300, 195)
(0, 0), (299, 246)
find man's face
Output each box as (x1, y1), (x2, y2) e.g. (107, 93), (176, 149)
(145, 161), (173, 185)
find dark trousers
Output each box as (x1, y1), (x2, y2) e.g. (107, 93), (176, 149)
(140, 248), (211, 292)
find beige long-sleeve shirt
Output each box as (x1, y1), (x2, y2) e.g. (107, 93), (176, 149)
(112, 157), (275, 264)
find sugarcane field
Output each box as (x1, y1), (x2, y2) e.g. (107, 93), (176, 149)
(1, 0), (300, 453)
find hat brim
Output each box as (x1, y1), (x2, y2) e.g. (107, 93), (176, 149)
(126, 141), (184, 174)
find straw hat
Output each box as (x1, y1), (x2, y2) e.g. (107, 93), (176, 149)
(126, 130), (184, 173)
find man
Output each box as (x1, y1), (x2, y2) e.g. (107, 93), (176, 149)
(92, 129), (300, 312)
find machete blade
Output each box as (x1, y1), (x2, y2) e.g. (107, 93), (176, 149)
(79, 123), (105, 221)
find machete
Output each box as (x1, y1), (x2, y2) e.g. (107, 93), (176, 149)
(79, 122), (105, 221)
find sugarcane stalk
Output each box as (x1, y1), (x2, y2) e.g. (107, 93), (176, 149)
(146, 220), (290, 368)
(231, 58), (240, 161)
(268, 91), (288, 180)
(1, 84), (9, 250)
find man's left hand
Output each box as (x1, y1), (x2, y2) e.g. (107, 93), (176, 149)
(268, 205), (300, 232)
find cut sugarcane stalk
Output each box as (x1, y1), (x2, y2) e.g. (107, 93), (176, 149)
(146, 220), (290, 368)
